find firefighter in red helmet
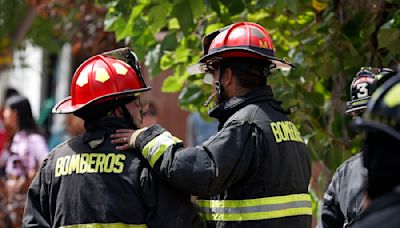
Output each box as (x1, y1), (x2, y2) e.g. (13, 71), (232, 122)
(112, 23), (312, 227)
(22, 48), (203, 228)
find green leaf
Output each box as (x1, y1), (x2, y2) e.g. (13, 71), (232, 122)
(303, 91), (325, 107)
(256, 0), (274, 8)
(208, 0), (221, 16)
(171, 1), (194, 34)
(247, 10), (270, 21)
(190, 0), (206, 19)
(144, 44), (161, 77)
(160, 53), (174, 70)
(341, 12), (373, 51)
(174, 45), (190, 63)
(286, 0), (298, 13)
(148, 2), (172, 34)
(221, 0), (245, 15)
(275, 0), (286, 15)
(378, 28), (400, 49)
(117, 4), (146, 40)
(162, 75), (185, 92)
(205, 23), (225, 34)
(104, 15), (126, 35)
(168, 18), (180, 30)
(161, 31), (178, 51)
(179, 84), (205, 105)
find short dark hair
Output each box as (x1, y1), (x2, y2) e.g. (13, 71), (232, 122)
(5, 96), (38, 133)
(220, 58), (270, 89)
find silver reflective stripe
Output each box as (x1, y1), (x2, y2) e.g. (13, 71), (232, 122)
(199, 200), (311, 214)
(59, 223), (147, 228)
(142, 131), (181, 167)
(197, 193), (312, 221)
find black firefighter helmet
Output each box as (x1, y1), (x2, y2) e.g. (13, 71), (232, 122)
(353, 70), (400, 198)
(353, 72), (400, 140)
(346, 67), (395, 115)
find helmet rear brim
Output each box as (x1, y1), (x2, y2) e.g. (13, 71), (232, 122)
(52, 87), (151, 114)
(52, 97), (82, 114)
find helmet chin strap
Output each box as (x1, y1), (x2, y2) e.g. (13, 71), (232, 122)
(204, 81), (224, 107)
(120, 104), (140, 130)
(204, 68), (227, 107)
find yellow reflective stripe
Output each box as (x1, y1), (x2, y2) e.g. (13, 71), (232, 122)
(197, 193), (312, 221)
(197, 193), (310, 208)
(384, 84), (400, 108)
(142, 135), (159, 159)
(142, 131), (182, 167)
(59, 223), (147, 228)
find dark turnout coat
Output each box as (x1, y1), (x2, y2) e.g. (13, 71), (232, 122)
(22, 118), (202, 228)
(135, 87), (312, 228)
(318, 153), (365, 228)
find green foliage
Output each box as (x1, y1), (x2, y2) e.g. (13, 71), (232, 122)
(0, 0), (27, 49)
(99, 0), (400, 201)
(0, 0), (85, 56)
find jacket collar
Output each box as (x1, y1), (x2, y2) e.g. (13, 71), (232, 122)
(208, 86), (281, 123)
(82, 117), (135, 143)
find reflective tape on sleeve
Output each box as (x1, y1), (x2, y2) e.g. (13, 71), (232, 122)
(197, 193), (312, 221)
(60, 223), (147, 228)
(142, 131), (182, 167)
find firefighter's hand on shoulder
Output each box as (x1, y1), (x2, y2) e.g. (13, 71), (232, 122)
(111, 128), (147, 151)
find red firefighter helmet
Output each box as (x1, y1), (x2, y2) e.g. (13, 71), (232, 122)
(187, 22), (293, 75)
(53, 54), (151, 114)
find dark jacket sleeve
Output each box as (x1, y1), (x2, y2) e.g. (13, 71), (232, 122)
(22, 159), (51, 228)
(136, 122), (257, 198)
(140, 166), (203, 228)
(318, 169), (345, 228)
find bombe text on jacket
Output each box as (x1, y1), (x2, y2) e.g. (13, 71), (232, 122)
(270, 121), (304, 143)
(55, 153), (126, 177)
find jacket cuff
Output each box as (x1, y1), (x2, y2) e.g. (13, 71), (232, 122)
(135, 124), (166, 151)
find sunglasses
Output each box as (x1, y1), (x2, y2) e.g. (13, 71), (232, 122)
(203, 58), (222, 85)
(121, 93), (142, 106)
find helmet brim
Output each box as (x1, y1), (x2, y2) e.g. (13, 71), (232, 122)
(52, 97), (82, 114)
(345, 105), (367, 114)
(187, 48), (293, 76)
(352, 117), (400, 141)
(187, 63), (207, 75)
(52, 87), (151, 114)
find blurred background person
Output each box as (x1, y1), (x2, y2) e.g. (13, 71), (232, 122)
(185, 112), (218, 202)
(186, 112), (218, 147)
(0, 88), (20, 170)
(0, 87), (20, 228)
(141, 101), (158, 128)
(1, 95), (48, 227)
(47, 114), (85, 150)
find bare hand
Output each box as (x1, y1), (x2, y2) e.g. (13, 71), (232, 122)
(111, 129), (135, 151)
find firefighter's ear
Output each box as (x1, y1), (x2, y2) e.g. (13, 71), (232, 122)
(222, 67), (234, 87)
(114, 106), (123, 118)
